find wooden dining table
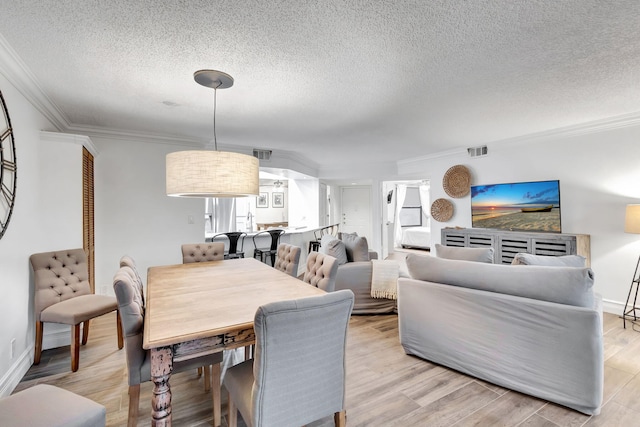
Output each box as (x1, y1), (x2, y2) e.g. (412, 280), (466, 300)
(143, 257), (324, 426)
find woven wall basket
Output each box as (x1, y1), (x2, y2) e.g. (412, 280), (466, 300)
(443, 165), (471, 198)
(431, 198), (454, 222)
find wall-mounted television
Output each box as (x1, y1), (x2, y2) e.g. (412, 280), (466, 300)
(471, 180), (561, 233)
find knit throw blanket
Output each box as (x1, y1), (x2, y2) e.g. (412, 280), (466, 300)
(371, 259), (400, 299)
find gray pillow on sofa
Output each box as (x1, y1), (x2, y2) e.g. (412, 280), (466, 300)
(319, 235), (348, 265)
(406, 254), (595, 308)
(434, 243), (494, 263)
(339, 233), (370, 262)
(511, 253), (586, 267)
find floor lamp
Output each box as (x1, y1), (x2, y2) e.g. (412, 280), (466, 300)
(622, 204), (640, 328)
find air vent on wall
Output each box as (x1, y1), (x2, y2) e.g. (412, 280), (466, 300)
(467, 145), (488, 158)
(253, 149), (272, 160)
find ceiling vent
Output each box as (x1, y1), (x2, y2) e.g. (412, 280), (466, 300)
(253, 149), (272, 160)
(467, 145), (488, 158)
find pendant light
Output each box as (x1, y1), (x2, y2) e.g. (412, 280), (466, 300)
(166, 70), (259, 197)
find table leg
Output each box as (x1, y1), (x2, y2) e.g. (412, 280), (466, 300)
(151, 346), (174, 426)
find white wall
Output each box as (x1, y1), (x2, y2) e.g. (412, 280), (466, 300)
(92, 137), (204, 290)
(0, 75), (61, 395)
(288, 179), (319, 228)
(396, 125), (640, 313)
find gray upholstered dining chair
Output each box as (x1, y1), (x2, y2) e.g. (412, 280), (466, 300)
(303, 252), (339, 292)
(113, 266), (223, 427)
(274, 243), (302, 277)
(119, 255), (144, 304)
(223, 290), (355, 427)
(181, 242), (225, 263)
(30, 248), (123, 372)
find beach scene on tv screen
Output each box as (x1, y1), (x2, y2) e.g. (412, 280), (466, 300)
(471, 180), (561, 232)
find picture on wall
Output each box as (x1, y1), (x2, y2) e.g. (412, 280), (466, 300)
(471, 180), (561, 233)
(257, 192), (268, 208)
(272, 192), (284, 208)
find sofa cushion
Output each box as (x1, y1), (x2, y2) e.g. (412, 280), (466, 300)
(340, 233), (370, 262)
(434, 243), (494, 263)
(385, 252), (411, 278)
(319, 235), (348, 265)
(406, 254), (595, 308)
(512, 253), (586, 267)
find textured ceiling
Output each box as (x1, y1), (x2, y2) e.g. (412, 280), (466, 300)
(1, 1), (639, 172)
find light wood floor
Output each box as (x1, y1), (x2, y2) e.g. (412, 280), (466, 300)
(15, 310), (640, 426)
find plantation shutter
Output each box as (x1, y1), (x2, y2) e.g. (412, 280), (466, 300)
(82, 147), (95, 293)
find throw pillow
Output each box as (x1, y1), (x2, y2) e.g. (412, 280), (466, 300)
(434, 243), (494, 263)
(511, 253), (586, 267)
(405, 254), (595, 308)
(319, 235), (348, 265)
(337, 231), (357, 240)
(340, 233), (370, 262)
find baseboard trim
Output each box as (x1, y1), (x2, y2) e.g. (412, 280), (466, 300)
(603, 298), (624, 316)
(0, 346), (34, 398)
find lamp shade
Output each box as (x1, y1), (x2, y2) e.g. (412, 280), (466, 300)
(625, 204), (640, 234)
(166, 150), (259, 197)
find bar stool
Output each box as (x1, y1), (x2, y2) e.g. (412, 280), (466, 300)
(308, 228), (323, 253)
(212, 232), (247, 259)
(253, 229), (285, 266)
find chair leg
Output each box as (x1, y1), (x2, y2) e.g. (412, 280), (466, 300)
(116, 310), (124, 349)
(198, 367), (203, 376)
(128, 384), (140, 427)
(204, 365), (211, 392)
(81, 319), (90, 345)
(34, 321), (43, 365)
(228, 395), (237, 427)
(71, 324), (81, 372)
(335, 410), (346, 427)
(212, 363), (221, 427)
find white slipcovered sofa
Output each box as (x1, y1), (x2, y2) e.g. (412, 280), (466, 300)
(398, 250), (603, 415)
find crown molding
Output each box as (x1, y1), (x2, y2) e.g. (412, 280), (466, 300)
(397, 110), (640, 171)
(40, 130), (99, 156)
(67, 123), (205, 147)
(71, 123), (320, 176)
(0, 33), (69, 130)
(497, 111), (640, 146)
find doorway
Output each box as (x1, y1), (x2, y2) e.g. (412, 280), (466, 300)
(381, 180), (430, 258)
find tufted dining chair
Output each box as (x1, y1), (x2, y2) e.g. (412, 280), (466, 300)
(274, 243), (302, 277)
(303, 252), (339, 292)
(113, 266), (223, 427)
(181, 242), (225, 263)
(223, 290), (355, 427)
(30, 248), (123, 372)
(119, 255), (144, 304)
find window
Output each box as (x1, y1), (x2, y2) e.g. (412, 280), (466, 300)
(400, 187), (422, 227)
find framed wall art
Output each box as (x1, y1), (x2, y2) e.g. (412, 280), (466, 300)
(257, 192), (268, 208)
(272, 192), (284, 208)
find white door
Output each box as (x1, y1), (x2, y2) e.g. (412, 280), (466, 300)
(341, 186), (372, 241)
(319, 183), (329, 227)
